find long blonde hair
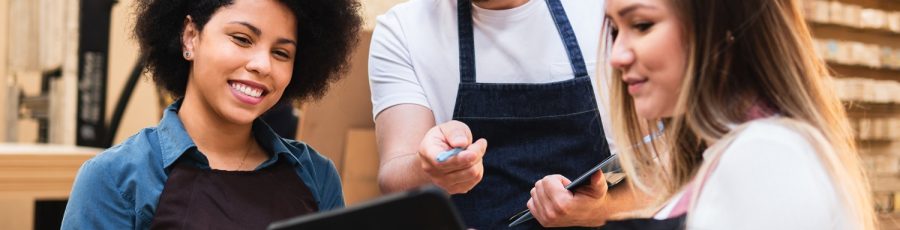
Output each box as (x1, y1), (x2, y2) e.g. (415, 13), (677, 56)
(601, 0), (875, 228)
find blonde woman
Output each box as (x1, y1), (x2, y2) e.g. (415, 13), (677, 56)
(528, 0), (876, 229)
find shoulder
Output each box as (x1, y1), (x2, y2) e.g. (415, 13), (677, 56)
(84, 128), (161, 178)
(713, 119), (829, 186)
(381, 0), (446, 17)
(74, 127), (163, 199)
(690, 119), (847, 228)
(374, 0), (453, 33)
(728, 119), (818, 157)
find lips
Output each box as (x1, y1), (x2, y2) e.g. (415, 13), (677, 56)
(229, 80), (268, 97)
(623, 75), (648, 95)
(228, 80), (269, 105)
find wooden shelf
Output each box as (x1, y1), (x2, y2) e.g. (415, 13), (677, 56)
(809, 21), (900, 38)
(0, 144), (99, 230)
(878, 213), (900, 230)
(811, 23), (900, 49)
(833, 0), (900, 12)
(872, 175), (900, 193)
(829, 63), (900, 82)
(845, 101), (900, 119)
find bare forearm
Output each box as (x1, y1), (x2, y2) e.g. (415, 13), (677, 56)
(377, 153), (432, 193)
(374, 104), (437, 193)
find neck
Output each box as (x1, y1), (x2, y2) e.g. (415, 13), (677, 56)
(473, 0), (529, 10)
(178, 91), (255, 158)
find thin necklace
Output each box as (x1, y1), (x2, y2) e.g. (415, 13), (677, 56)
(236, 139), (253, 171)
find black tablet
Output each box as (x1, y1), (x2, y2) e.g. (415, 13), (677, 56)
(268, 185), (465, 230)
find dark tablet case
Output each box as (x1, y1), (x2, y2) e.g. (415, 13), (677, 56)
(268, 185), (465, 230)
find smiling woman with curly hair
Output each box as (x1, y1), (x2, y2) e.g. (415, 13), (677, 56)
(61, 0), (362, 229)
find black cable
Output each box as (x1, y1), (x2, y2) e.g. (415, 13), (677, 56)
(105, 57), (145, 147)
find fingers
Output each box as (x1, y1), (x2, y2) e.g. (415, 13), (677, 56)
(438, 120), (473, 148)
(417, 121), (487, 194)
(419, 121), (483, 167)
(431, 164), (483, 189)
(529, 172), (613, 227)
(531, 175), (575, 226)
(576, 168), (608, 198)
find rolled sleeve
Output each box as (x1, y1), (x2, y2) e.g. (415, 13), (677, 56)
(368, 11), (431, 120)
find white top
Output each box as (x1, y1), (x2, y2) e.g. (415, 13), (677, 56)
(368, 0), (615, 153)
(654, 119), (854, 229)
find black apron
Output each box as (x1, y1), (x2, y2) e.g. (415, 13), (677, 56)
(149, 159), (317, 229)
(601, 215), (687, 230)
(451, 0), (611, 229)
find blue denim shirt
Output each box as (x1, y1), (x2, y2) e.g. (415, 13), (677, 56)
(61, 100), (344, 229)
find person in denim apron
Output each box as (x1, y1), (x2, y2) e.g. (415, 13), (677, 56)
(369, 0), (651, 228)
(449, 0), (609, 228)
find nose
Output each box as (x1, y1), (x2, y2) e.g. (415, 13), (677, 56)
(245, 50), (272, 77)
(609, 39), (634, 71)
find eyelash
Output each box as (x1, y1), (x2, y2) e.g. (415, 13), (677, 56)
(610, 25), (619, 38)
(231, 34), (252, 46)
(273, 50), (290, 59)
(232, 34), (292, 60)
(608, 21), (652, 42)
(632, 22), (653, 32)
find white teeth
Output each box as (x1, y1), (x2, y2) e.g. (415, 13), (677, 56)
(230, 82), (263, 98)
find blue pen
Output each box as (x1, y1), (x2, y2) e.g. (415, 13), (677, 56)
(436, 147), (464, 162)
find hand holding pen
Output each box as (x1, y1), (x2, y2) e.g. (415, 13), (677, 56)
(418, 120), (488, 194)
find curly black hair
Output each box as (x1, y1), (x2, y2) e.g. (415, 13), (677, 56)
(134, 0), (362, 103)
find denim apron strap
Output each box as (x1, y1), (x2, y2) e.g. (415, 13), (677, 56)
(546, 0), (589, 78)
(457, 0), (476, 83)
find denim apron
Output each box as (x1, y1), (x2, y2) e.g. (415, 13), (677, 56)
(451, 0), (612, 229)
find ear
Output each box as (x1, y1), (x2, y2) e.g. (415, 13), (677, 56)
(181, 16), (199, 60)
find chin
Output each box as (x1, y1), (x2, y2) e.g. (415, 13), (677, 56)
(635, 104), (663, 120)
(220, 106), (264, 125)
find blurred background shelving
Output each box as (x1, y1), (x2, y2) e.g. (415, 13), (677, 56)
(804, 0), (900, 228)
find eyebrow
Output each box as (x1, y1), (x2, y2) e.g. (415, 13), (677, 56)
(617, 3), (656, 17)
(230, 21), (261, 36)
(229, 21), (297, 47)
(276, 38), (297, 47)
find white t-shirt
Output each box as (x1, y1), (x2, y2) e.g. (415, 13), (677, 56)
(368, 0), (615, 153)
(654, 119), (854, 229)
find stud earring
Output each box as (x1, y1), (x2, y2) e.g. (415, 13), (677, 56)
(184, 51), (192, 59)
(726, 30), (735, 44)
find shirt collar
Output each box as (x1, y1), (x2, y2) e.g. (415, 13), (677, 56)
(157, 100), (196, 168)
(252, 117), (298, 168)
(157, 99), (297, 169)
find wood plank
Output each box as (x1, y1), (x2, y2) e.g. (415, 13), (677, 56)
(834, 0), (900, 12)
(0, 199), (33, 230)
(810, 22), (900, 48)
(0, 144), (98, 230)
(829, 63), (900, 82)
(341, 129), (382, 205)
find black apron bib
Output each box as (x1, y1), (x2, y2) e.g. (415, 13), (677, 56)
(600, 215), (687, 230)
(149, 160), (317, 229)
(451, 0), (611, 229)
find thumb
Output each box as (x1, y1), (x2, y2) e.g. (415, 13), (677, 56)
(579, 168), (608, 198)
(439, 120), (473, 148)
